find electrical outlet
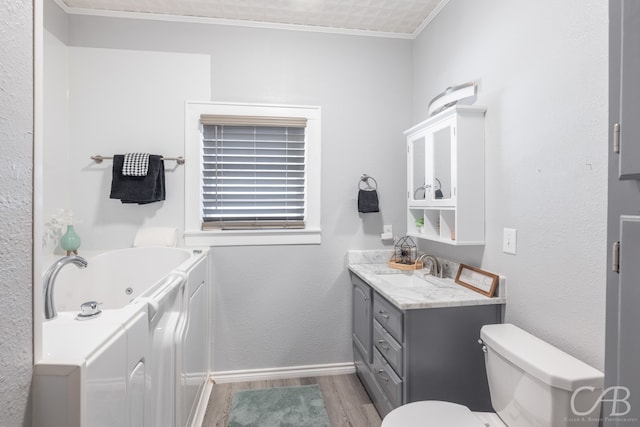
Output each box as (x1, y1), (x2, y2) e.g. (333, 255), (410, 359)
(503, 228), (517, 254)
(383, 224), (393, 234)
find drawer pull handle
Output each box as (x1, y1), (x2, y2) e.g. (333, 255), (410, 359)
(378, 339), (389, 351)
(378, 310), (390, 320)
(377, 369), (390, 382)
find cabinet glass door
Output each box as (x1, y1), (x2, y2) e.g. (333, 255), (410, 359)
(426, 119), (455, 207)
(408, 134), (428, 207)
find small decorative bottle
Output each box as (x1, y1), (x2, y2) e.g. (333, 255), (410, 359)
(60, 225), (81, 255)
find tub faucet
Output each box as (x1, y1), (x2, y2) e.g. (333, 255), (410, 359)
(417, 253), (443, 278)
(43, 255), (88, 320)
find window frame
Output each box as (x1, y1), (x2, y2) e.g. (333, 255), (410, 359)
(184, 101), (321, 246)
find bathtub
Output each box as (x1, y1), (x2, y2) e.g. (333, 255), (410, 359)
(34, 246), (210, 427)
(52, 246), (197, 312)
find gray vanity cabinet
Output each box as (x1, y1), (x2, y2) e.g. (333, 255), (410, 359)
(351, 272), (502, 417)
(352, 276), (372, 363)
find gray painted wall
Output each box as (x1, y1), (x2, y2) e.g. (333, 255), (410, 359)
(0, 0), (34, 425)
(39, 0), (608, 380)
(51, 14), (413, 371)
(412, 0), (608, 369)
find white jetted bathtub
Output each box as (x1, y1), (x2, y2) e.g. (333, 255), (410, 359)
(34, 247), (210, 427)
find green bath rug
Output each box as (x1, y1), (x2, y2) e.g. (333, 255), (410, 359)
(228, 384), (330, 427)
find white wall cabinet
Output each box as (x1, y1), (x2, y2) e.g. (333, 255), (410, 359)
(405, 105), (486, 245)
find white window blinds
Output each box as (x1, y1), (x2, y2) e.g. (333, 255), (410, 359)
(200, 115), (307, 230)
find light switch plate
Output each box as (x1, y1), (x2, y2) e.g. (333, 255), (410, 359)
(503, 228), (517, 254)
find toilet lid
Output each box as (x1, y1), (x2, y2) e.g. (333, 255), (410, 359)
(382, 401), (485, 427)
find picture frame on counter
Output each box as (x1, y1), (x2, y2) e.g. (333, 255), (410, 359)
(455, 264), (499, 297)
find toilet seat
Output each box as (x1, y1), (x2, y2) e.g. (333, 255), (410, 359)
(381, 401), (485, 427)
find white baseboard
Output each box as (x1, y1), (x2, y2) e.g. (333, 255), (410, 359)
(211, 362), (355, 384)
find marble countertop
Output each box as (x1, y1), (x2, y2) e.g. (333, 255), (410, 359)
(348, 251), (506, 310)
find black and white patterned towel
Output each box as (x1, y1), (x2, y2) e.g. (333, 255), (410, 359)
(122, 153), (150, 176)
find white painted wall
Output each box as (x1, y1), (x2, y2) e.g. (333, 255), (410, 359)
(0, 0), (34, 424)
(43, 14), (412, 372)
(67, 47), (210, 249)
(42, 0), (608, 377)
(43, 17), (71, 254)
(412, 0), (608, 369)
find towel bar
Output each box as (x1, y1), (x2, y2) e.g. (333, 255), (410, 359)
(91, 155), (185, 165)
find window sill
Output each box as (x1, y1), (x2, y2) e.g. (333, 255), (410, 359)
(183, 228), (322, 247)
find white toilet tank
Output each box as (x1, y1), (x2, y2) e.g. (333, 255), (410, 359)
(480, 324), (604, 427)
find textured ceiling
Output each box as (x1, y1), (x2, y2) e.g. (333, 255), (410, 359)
(60, 0), (445, 35)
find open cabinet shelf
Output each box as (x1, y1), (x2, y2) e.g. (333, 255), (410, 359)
(408, 208), (484, 246)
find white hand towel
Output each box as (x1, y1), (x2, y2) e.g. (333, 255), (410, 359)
(122, 152), (150, 176)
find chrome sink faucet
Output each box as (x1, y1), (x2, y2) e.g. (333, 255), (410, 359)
(43, 255), (88, 320)
(417, 253), (443, 278)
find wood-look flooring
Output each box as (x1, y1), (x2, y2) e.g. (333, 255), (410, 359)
(201, 374), (382, 427)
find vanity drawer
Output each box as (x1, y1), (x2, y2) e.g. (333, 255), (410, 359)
(372, 348), (403, 408)
(374, 319), (403, 375)
(373, 294), (403, 343)
(353, 345), (394, 417)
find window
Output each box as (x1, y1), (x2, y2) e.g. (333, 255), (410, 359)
(184, 102), (321, 246)
(201, 117), (306, 230)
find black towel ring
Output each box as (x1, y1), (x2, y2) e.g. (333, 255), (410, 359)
(434, 177), (442, 191)
(359, 174), (378, 191)
(413, 178), (443, 199)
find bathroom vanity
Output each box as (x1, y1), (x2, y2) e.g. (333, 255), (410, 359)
(349, 252), (506, 417)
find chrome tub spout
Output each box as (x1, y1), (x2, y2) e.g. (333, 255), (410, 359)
(43, 255), (88, 320)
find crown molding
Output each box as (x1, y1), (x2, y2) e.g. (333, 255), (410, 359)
(413, 0), (451, 38)
(53, 0), (449, 39)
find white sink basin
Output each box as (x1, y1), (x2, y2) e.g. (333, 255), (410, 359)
(381, 273), (449, 288)
(371, 269), (409, 275)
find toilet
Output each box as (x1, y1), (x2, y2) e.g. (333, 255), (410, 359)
(382, 323), (604, 427)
